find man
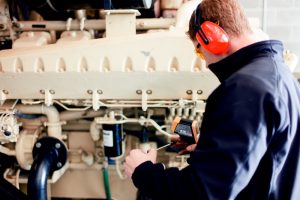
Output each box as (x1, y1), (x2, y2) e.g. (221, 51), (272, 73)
(125, 0), (300, 199)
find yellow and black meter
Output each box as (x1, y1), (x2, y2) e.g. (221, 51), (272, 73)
(171, 116), (200, 144)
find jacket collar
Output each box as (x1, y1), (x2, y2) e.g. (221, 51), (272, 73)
(208, 40), (284, 82)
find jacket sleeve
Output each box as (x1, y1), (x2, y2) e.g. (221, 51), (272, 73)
(132, 79), (277, 200)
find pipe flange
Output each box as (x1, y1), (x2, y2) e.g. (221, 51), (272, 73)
(32, 137), (67, 171)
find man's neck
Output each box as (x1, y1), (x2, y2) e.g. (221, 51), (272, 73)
(228, 32), (266, 55)
(205, 31), (267, 66)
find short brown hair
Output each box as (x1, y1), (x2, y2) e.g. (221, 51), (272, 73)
(187, 0), (252, 41)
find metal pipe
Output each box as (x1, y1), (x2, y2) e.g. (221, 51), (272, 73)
(0, 145), (16, 156)
(16, 104), (62, 139)
(90, 120), (101, 141)
(15, 18), (175, 31)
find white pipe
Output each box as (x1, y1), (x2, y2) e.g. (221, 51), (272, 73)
(90, 120), (100, 141)
(0, 145), (16, 156)
(16, 104), (62, 139)
(15, 129), (40, 170)
(15, 169), (21, 189)
(114, 159), (127, 180)
(16, 18), (175, 31)
(18, 117), (47, 129)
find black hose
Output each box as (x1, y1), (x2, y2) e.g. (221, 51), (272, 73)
(28, 148), (58, 200)
(27, 137), (67, 200)
(15, 111), (41, 119)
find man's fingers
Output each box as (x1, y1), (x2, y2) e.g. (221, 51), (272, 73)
(170, 134), (180, 142)
(186, 144), (197, 152)
(178, 145), (197, 155)
(178, 149), (189, 155)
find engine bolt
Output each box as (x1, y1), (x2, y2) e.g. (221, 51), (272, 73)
(57, 162), (62, 168)
(55, 143), (61, 149)
(197, 90), (203, 95)
(186, 90), (192, 95)
(35, 142), (41, 148)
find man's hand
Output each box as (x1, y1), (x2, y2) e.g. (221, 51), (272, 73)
(125, 148), (157, 178)
(170, 135), (197, 155)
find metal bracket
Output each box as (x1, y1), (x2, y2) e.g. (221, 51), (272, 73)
(141, 89), (148, 111)
(44, 89), (54, 106)
(0, 90), (6, 104)
(105, 9), (140, 37)
(92, 89), (101, 111)
(192, 89), (198, 101)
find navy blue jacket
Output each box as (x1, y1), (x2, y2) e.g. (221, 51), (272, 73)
(132, 40), (300, 200)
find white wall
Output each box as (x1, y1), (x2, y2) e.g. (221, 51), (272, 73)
(238, 0), (300, 71)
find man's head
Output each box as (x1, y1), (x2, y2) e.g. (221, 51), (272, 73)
(188, 0), (253, 63)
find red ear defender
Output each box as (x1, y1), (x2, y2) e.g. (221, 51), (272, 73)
(196, 21), (229, 55)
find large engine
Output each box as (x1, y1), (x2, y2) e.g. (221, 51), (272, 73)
(0, 0), (298, 199)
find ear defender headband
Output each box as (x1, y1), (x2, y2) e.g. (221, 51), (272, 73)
(194, 3), (229, 55)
